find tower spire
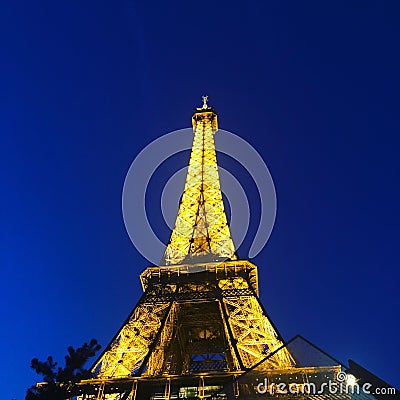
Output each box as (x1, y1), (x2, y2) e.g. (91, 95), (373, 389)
(202, 94), (209, 109)
(163, 97), (236, 265)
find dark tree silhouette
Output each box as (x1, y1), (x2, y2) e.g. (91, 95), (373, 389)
(26, 339), (101, 400)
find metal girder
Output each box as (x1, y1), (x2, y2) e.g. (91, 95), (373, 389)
(217, 275), (294, 370)
(92, 301), (173, 379)
(222, 294), (294, 369)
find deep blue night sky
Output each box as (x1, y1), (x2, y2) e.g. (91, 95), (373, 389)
(2, 1), (400, 398)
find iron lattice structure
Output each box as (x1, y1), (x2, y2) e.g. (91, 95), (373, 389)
(92, 261), (293, 380)
(70, 99), (367, 399)
(163, 100), (236, 265)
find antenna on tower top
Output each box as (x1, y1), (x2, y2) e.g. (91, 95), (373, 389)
(202, 95), (209, 109)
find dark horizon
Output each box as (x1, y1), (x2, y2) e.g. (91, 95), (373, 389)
(2, 1), (400, 399)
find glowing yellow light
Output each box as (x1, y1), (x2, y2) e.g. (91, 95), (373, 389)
(163, 102), (236, 265)
(89, 99), (295, 382)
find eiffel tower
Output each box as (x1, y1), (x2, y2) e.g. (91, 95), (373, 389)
(72, 99), (393, 400)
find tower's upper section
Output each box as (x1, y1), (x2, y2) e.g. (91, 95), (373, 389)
(162, 97), (237, 265)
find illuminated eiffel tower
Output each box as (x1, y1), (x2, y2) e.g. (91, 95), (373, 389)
(72, 99), (394, 399)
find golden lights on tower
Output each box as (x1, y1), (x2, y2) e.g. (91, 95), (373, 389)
(163, 97), (236, 265)
(87, 98), (294, 391)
